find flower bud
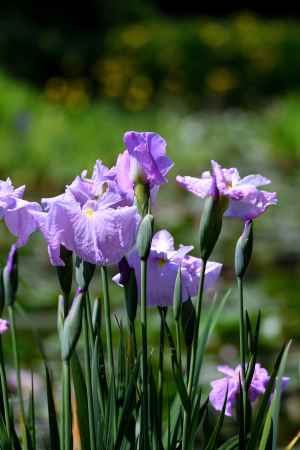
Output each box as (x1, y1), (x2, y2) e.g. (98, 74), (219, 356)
(60, 290), (83, 361)
(134, 182), (150, 217)
(173, 266), (182, 322)
(92, 297), (101, 334)
(125, 268), (138, 324)
(181, 298), (195, 349)
(136, 214), (154, 261)
(56, 246), (73, 300)
(199, 192), (227, 261)
(3, 245), (18, 306)
(235, 220), (253, 279)
(75, 257), (95, 292)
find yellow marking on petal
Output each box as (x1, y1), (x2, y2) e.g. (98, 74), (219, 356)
(84, 207), (95, 218)
(158, 259), (166, 267)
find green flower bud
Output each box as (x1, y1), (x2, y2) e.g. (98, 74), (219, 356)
(199, 194), (228, 261)
(125, 269), (138, 324)
(75, 257), (95, 292)
(134, 182), (150, 217)
(3, 245), (18, 307)
(235, 221), (253, 279)
(56, 246), (73, 300)
(173, 266), (182, 322)
(60, 290), (83, 361)
(136, 214), (154, 261)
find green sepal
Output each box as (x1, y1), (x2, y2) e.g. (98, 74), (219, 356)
(136, 214), (154, 261)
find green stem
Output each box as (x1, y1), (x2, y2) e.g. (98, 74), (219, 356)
(175, 320), (182, 370)
(83, 300), (96, 450)
(182, 260), (207, 450)
(140, 259), (149, 449)
(238, 276), (247, 441)
(8, 305), (28, 449)
(101, 266), (115, 381)
(238, 277), (246, 379)
(63, 360), (72, 450)
(0, 337), (11, 442)
(130, 321), (137, 360)
(158, 308), (166, 448)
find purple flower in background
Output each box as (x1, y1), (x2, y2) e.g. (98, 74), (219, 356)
(209, 363), (289, 417)
(0, 178), (41, 246)
(113, 229), (222, 307)
(35, 161), (140, 266)
(177, 160), (277, 221)
(116, 131), (173, 203)
(0, 319), (9, 334)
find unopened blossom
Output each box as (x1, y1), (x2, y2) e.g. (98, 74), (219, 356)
(177, 160), (277, 221)
(116, 131), (173, 203)
(113, 229), (222, 307)
(0, 178), (41, 246)
(209, 363), (289, 417)
(35, 161), (140, 266)
(0, 319), (9, 334)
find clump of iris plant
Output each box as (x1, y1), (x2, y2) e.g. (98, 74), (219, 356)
(0, 132), (292, 450)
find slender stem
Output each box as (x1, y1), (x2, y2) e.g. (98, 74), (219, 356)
(60, 369), (65, 450)
(0, 337), (11, 442)
(238, 276), (247, 441)
(182, 260), (207, 450)
(8, 305), (28, 449)
(101, 266), (117, 440)
(175, 320), (182, 370)
(63, 360), (72, 450)
(141, 259), (149, 449)
(101, 266), (115, 381)
(158, 308), (166, 446)
(86, 291), (94, 345)
(83, 300), (96, 450)
(238, 277), (246, 379)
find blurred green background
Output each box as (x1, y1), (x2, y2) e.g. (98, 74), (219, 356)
(0, 2), (300, 446)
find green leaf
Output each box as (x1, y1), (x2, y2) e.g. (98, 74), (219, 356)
(27, 373), (36, 449)
(217, 435), (239, 450)
(247, 342), (290, 450)
(258, 340), (291, 450)
(194, 290), (231, 385)
(203, 388), (228, 450)
(71, 352), (90, 450)
(45, 364), (60, 450)
(164, 318), (191, 413)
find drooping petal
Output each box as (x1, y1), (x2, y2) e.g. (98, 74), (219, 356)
(176, 175), (212, 198)
(4, 199), (41, 246)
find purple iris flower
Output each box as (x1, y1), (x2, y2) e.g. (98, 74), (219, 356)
(177, 160), (277, 221)
(113, 229), (222, 307)
(209, 363), (289, 417)
(35, 161), (140, 266)
(0, 319), (9, 334)
(0, 178), (41, 246)
(116, 131), (173, 203)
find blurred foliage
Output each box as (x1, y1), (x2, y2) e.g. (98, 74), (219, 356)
(1, 11), (300, 109)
